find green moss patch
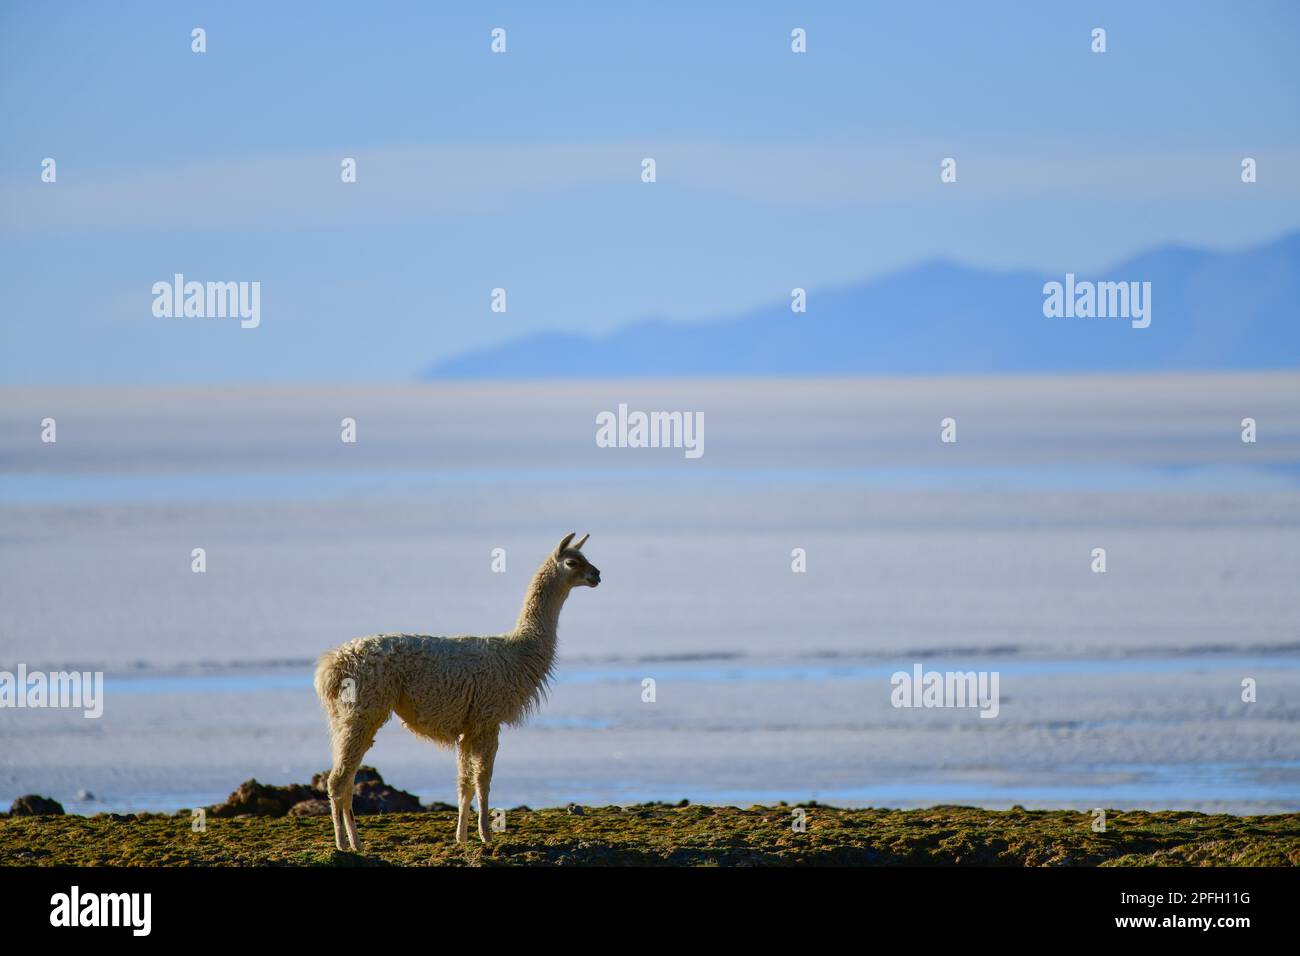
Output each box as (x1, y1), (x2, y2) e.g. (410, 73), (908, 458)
(2, 805), (1296, 866)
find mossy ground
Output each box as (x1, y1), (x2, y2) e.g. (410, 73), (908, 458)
(1, 805), (1296, 867)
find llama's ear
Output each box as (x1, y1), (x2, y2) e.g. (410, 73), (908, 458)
(555, 532), (576, 558)
(573, 533), (589, 551)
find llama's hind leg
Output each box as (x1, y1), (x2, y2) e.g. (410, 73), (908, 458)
(327, 720), (379, 852)
(470, 728), (500, 844)
(329, 789), (347, 852)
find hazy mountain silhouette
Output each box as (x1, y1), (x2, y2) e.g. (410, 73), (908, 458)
(424, 231), (1300, 378)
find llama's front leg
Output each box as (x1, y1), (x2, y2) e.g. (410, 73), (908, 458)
(472, 729), (500, 844)
(455, 737), (473, 843)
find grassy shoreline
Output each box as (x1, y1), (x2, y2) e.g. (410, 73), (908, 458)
(2, 805), (1297, 866)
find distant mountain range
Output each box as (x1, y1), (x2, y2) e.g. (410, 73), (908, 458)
(424, 231), (1300, 378)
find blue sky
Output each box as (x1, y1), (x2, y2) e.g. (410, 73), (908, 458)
(2, 1), (1298, 384)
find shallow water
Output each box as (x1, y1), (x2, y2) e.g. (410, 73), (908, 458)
(95, 654), (1300, 693)
(2, 376), (1298, 814)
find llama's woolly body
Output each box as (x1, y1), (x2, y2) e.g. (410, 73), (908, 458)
(314, 534), (599, 850)
(314, 630), (556, 749)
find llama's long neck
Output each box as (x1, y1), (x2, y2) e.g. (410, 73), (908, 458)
(509, 559), (570, 679)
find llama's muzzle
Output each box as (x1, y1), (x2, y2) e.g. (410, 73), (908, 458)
(585, 568), (601, 587)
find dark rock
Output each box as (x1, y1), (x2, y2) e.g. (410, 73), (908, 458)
(210, 766), (424, 817)
(209, 779), (319, 818)
(567, 803), (585, 815)
(425, 801), (457, 812)
(288, 799), (331, 816)
(10, 795), (64, 816)
(352, 778), (424, 814)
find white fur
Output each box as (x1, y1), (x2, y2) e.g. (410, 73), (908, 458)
(314, 533), (599, 850)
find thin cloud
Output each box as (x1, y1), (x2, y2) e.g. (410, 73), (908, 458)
(4, 142), (1297, 231)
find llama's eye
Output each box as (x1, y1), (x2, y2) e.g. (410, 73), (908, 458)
(565, 559), (577, 568)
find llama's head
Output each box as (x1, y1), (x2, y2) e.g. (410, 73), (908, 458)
(553, 532), (600, 588)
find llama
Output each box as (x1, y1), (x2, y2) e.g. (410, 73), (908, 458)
(313, 532), (600, 850)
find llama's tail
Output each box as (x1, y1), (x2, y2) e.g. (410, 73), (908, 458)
(314, 648), (348, 712)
